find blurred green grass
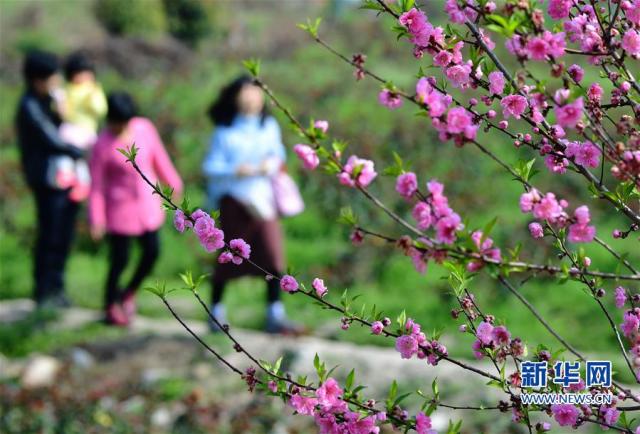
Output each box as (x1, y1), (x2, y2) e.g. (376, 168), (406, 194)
(0, 0), (638, 386)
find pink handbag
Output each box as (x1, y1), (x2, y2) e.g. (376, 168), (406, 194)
(272, 171), (305, 217)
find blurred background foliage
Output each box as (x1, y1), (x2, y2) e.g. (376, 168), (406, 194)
(0, 0), (638, 378)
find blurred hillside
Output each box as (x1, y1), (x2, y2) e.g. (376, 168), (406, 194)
(1, 0), (639, 373)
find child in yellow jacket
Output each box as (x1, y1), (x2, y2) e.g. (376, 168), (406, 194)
(54, 52), (107, 202)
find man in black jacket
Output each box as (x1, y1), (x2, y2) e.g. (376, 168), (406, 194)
(15, 51), (84, 307)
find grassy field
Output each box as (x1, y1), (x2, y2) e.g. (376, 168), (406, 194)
(1, 0), (638, 387)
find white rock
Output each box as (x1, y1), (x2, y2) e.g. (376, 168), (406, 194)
(151, 406), (172, 428)
(20, 355), (61, 388)
(70, 348), (94, 369)
(121, 395), (146, 413)
(142, 367), (171, 385)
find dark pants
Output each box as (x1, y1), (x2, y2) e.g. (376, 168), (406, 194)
(105, 231), (159, 306)
(212, 196), (284, 305)
(33, 187), (79, 302)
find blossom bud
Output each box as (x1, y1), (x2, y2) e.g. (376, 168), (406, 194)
(538, 350), (551, 361)
(529, 222), (544, 239)
(268, 380), (278, 393)
(551, 63), (564, 78)
(350, 229), (364, 245)
(540, 144), (553, 155)
(568, 64), (584, 82)
(484, 2), (496, 12)
(371, 321), (384, 335)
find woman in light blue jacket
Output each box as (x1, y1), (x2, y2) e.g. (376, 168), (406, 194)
(203, 75), (301, 335)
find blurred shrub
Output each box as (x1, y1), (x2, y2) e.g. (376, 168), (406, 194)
(12, 30), (63, 54)
(94, 0), (166, 36)
(163, 0), (211, 47)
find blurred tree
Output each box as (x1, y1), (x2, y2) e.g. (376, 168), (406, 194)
(163, 0), (211, 48)
(94, 0), (166, 36)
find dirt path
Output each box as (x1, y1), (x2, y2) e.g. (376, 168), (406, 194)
(0, 298), (544, 433)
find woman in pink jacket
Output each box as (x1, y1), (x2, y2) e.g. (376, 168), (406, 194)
(89, 92), (183, 325)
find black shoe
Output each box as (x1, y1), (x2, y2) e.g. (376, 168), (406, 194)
(36, 293), (71, 310)
(53, 293), (72, 308)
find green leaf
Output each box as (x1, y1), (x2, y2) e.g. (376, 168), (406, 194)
(242, 58), (261, 77)
(486, 14), (508, 28)
(588, 182), (601, 199)
(446, 419), (463, 434)
(338, 207), (358, 226)
(313, 353), (327, 381)
(393, 392), (412, 406)
(618, 411), (630, 429)
(323, 160), (342, 175)
(386, 380), (398, 406)
(316, 146), (330, 158)
(259, 359), (272, 371)
(345, 369), (355, 391)
(479, 217), (498, 247)
(274, 356), (283, 373)
(352, 385), (367, 394)
(615, 180), (640, 204)
(326, 365), (339, 379)
(485, 24), (506, 36)
(399, 0), (415, 12)
(360, 0), (385, 11)
(331, 140), (348, 154)
(485, 379), (504, 390)
(443, 261), (471, 297)
(383, 151), (405, 177)
(116, 144), (138, 162)
(179, 270), (193, 288)
(513, 158), (538, 183)
(396, 310), (407, 331)
(144, 280), (167, 298)
(382, 165), (403, 177)
(297, 17), (322, 38)
(180, 195), (191, 214)
(195, 273), (208, 289)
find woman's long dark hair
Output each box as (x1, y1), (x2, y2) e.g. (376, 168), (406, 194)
(207, 75), (268, 126)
